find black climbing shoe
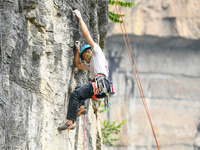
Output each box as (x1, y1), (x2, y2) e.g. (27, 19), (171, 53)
(78, 106), (87, 117)
(57, 122), (75, 131)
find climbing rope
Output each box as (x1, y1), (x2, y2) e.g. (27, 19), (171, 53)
(0, 13), (8, 150)
(114, 1), (160, 149)
(83, 115), (86, 150)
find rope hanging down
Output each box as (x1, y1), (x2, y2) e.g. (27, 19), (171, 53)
(83, 115), (86, 150)
(114, 1), (160, 150)
(0, 13), (9, 150)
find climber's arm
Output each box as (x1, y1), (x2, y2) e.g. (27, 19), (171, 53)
(74, 41), (90, 71)
(74, 50), (90, 71)
(74, 10), (94, 49)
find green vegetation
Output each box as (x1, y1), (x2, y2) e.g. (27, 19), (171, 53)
(109, 0), (135, 23)
(109, 0), (135, 7)
(99, 103), (109, 113)
(100, 104), (126, 146)
(101, 119), (126, 146)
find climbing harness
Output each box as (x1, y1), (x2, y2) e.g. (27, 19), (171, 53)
(91, 74), (115, 109)
(114, 1), (160, 150)
(0, 13), (8, 150)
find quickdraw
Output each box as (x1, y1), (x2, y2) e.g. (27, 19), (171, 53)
(91, 74), (115, 109)
(104, 96), (112, 110)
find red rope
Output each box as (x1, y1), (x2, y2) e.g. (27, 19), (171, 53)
(114, 1), (160, 149)
(83, 115), (86, 150)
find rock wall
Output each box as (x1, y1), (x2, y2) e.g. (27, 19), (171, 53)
(0, 0), (108, 150)
(102, 0), (200, 150)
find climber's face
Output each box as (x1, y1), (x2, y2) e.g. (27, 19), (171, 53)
(82, 49), (92, 63)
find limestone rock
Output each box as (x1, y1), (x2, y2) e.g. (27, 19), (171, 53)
(0, 0), (108, 150)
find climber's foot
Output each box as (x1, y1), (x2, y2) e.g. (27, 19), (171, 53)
(78, 105), (87, 117)
(57, 122), (75, 131)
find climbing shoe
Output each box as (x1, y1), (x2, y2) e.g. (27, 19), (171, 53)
(57, 122), (75, 131)
(77, 106), (87, 117)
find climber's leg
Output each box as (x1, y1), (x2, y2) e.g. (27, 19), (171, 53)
(57, 82), (94, 131)
(75, 86), (87, 114)
(66, 82), (93, 121)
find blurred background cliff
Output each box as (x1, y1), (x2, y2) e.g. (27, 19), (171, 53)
(102, 0), (200, 150)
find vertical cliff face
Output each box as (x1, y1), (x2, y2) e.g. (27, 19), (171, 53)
(0, 0), (108, 150)
(103, 0), (200, 150)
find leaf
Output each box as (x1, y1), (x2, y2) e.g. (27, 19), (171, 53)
(101, 119), (127, 146)
(109, 14), (123, 23)
(109, 0), (135, 7)
(108, 0), (134, 23)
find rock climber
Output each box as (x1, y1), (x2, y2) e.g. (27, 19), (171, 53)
(57, 10), (114, 130)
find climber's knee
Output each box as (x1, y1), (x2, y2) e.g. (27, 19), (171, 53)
(70, 90), (78, 99)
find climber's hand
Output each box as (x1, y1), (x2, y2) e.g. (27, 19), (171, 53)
(74, 9), (82, 20)
(75, 41), (80, 51)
